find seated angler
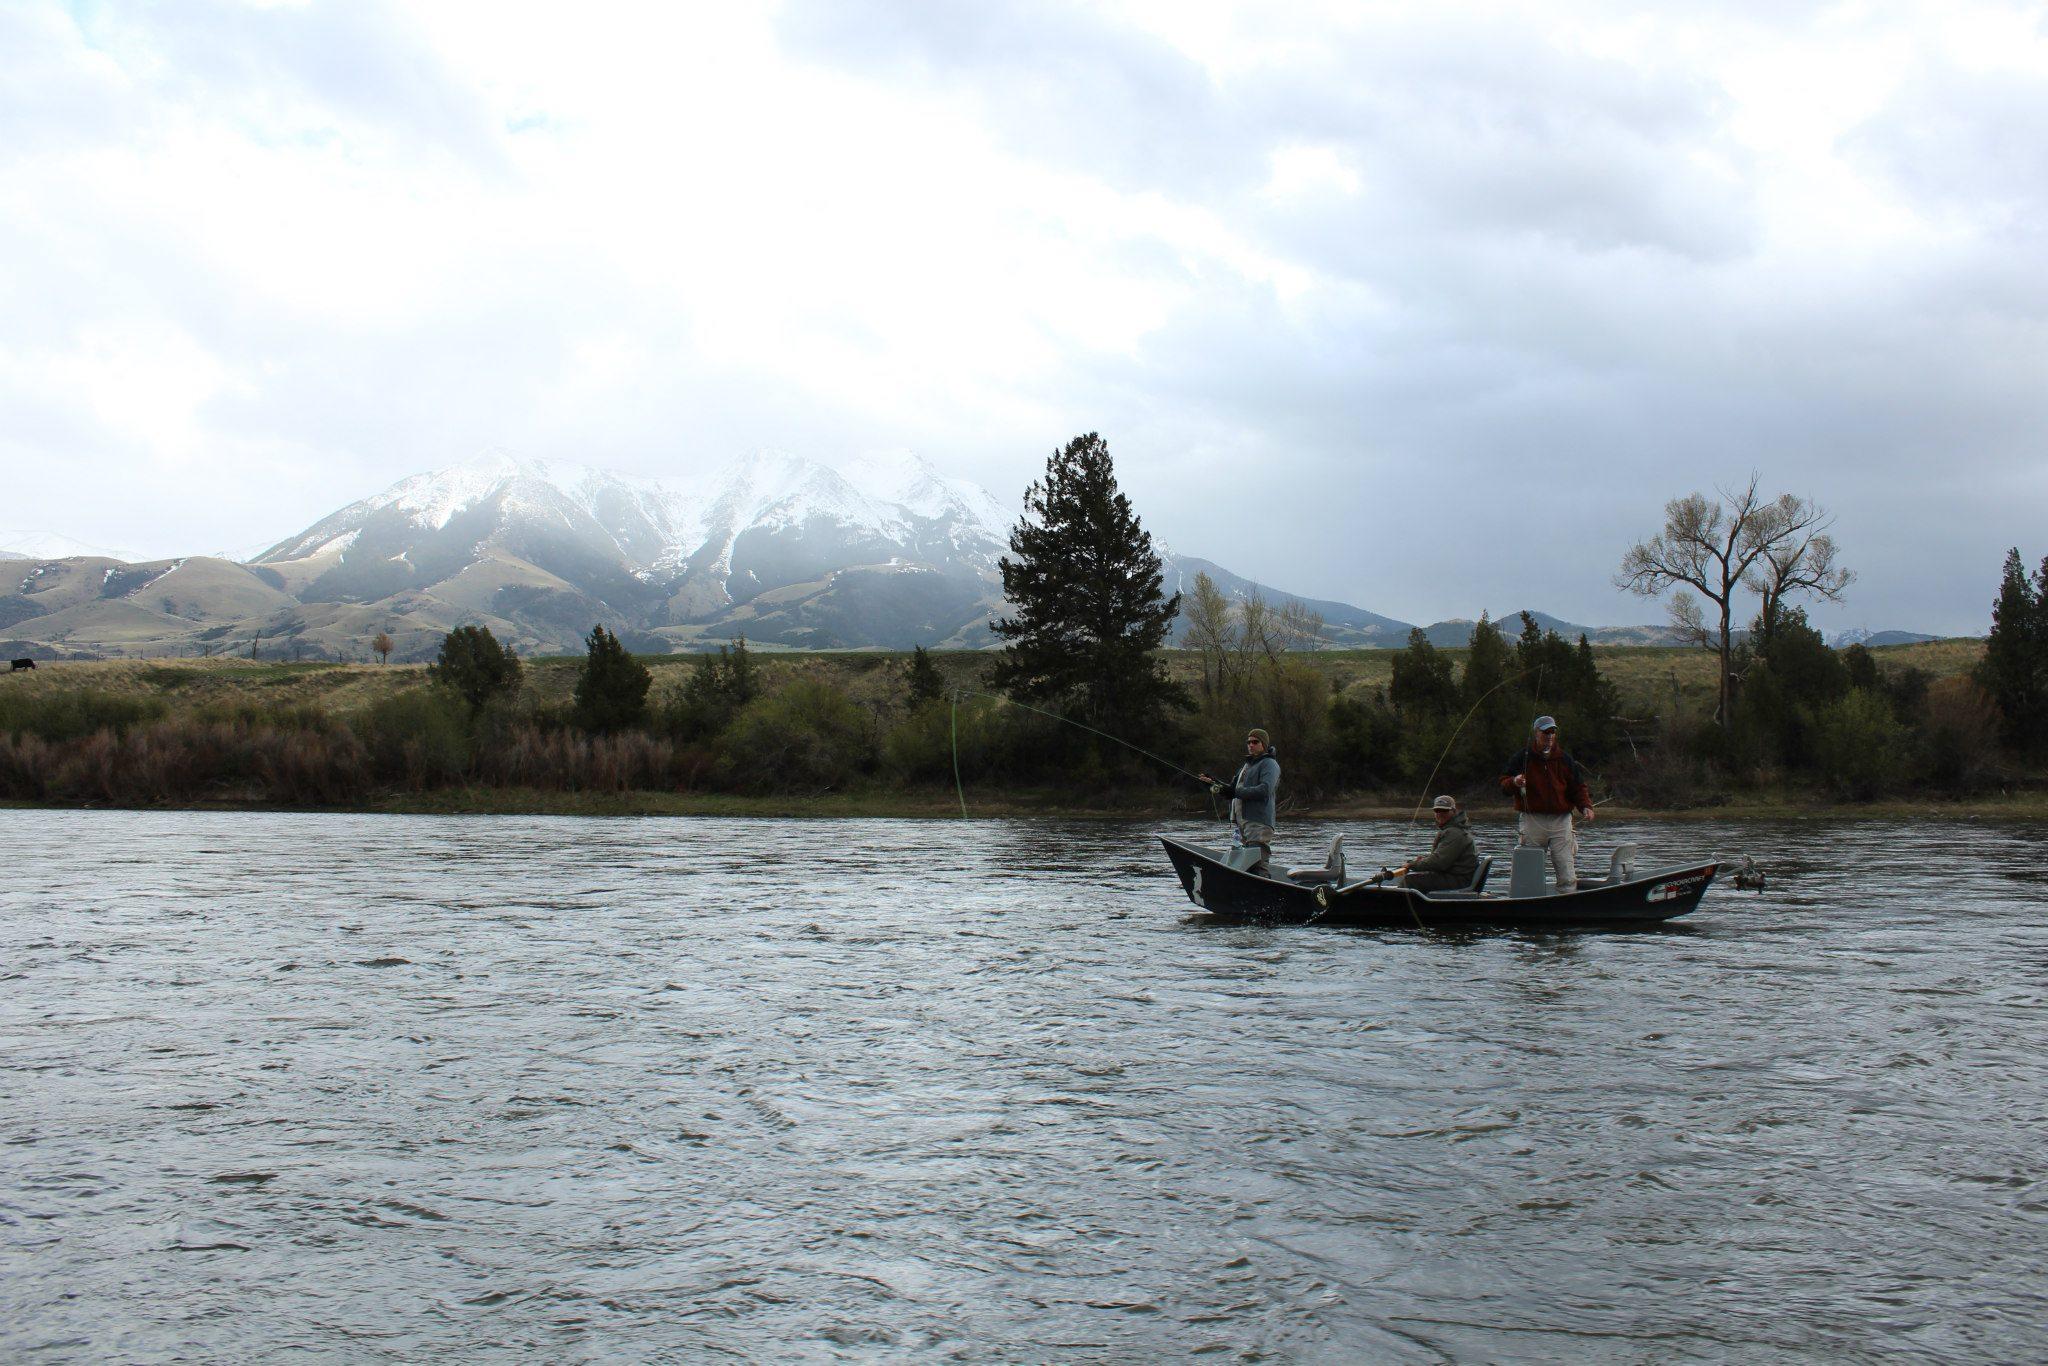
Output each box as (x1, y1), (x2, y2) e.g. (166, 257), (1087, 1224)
(1393, 795), (1479, 892)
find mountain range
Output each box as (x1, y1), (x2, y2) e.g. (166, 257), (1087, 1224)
(0, 454), (1933, 661)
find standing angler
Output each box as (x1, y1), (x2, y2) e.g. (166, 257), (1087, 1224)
(1500, 715), (1593, 891)
(1200, 729), (1280, 876)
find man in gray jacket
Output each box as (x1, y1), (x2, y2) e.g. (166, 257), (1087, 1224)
(1394, 795), (1479, 892)
(1201, 728), (1280, 875)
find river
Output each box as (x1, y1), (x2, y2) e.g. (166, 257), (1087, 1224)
(2, 810), (2045, 1361)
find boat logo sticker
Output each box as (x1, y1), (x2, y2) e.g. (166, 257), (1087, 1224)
(1647, 874), (1707, 904)
(1190, 868), (1206, 907)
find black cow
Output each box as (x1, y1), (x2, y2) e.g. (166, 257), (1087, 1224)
(9, 658), (34, 671)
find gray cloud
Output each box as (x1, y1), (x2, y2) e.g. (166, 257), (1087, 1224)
(773, 2), (2048, 633)
(777, 0), (1256, 198)
(4, 1), (2045, 637)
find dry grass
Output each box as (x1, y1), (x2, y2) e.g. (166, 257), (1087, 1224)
(2, 638), (1983, 726)
(0, 659), (421, 718)
(1177, 638), (1983, 717)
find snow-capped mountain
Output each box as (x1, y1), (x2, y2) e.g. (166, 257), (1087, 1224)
(1831, 626), (1938, 649)
(248, 452), (1020, 654)
(14, 451), (1899, 662)
(0, 530), (148, 563)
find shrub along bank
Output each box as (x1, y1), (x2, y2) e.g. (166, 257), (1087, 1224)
(0, 626), (2019, 812)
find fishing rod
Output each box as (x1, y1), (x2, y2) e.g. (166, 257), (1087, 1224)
(948, 688), (1219, 818)
(949, 688), (1209, 784)
(1404, 660), (1630, 822)
(1406, 666), (1541, 826)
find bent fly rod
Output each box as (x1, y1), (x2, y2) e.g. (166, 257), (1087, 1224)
(947, 688), (1214, 817)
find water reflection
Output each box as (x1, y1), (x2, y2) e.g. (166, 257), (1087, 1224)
(1, 809), (2045, 1360)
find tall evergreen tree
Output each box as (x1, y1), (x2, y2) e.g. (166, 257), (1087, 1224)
(1513, 612), (1576, 702)
(905, 645), (945, 709)
(989, 432), (1186, 732)
(665, 636), (760, 740)
(1979, 548), (2046, 753)
(573, 624), (652, 733)
(1569, 635), (1622, 755)
(1388, 628), (1458, 720)
(1460, 614), (1521, 768)
(1737, 605), (1849, 769)
(430, 624), (521, 713)
(1842, 642), (1880, 692)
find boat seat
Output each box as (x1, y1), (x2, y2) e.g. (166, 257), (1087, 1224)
(1606, 844), (1638, 884)
(1508, 846), (1550, 898)
(1467, 855), (1493, 893)
(1287, 835), (1346, 886)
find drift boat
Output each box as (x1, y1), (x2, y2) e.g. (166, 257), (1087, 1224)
(1161, 835), (1718, 929)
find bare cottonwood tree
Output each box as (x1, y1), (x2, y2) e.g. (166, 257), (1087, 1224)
(372, 631), (394, 665)
(1235, 588), (1273, 665)
(1746, 496), (1854, 647)
(1274, 600), (1327, 654)
(1617, 476), (1853, 729)
(1181, 573), (1236, 702)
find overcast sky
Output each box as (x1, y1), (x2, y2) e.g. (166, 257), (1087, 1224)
(4, 0), (2044, 633)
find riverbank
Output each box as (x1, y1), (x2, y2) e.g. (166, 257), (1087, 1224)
(7, 786), (2046, 821)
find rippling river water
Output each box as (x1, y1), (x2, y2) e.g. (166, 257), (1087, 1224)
(3, 810), (2046, 1361)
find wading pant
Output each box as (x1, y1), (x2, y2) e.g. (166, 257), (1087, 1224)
(1518, 811), (1577, 891)
(1233, 822), (1274, 877)
(1402, 870), (1466, 893)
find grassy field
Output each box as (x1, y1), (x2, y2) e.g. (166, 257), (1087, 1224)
(0, 637), (1986, 723)
(1279, 637), (1984, 716)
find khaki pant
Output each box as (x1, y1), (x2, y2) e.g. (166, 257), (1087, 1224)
(1518, 811), (1577, 890)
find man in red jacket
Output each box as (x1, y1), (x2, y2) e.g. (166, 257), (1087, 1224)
(1500, 714), (1594, 891)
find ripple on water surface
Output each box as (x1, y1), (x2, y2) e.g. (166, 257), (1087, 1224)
(2, 810), (2046, 1360)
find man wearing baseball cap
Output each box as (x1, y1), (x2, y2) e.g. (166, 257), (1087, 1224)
(1499, 715), (1594, 891)
(1392, 795), (1479, 892)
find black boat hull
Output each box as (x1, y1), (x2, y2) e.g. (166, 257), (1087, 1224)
(1162, 837), (1717, 929)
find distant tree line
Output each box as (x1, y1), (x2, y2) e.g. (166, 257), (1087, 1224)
(2, 446), (2043, 809)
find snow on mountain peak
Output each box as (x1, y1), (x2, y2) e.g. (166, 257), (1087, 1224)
(842, 451), (1014, 542)
(369, 455), (660, 532)
(0, 529), (149, 562)
(261, 449), (1016, 573)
